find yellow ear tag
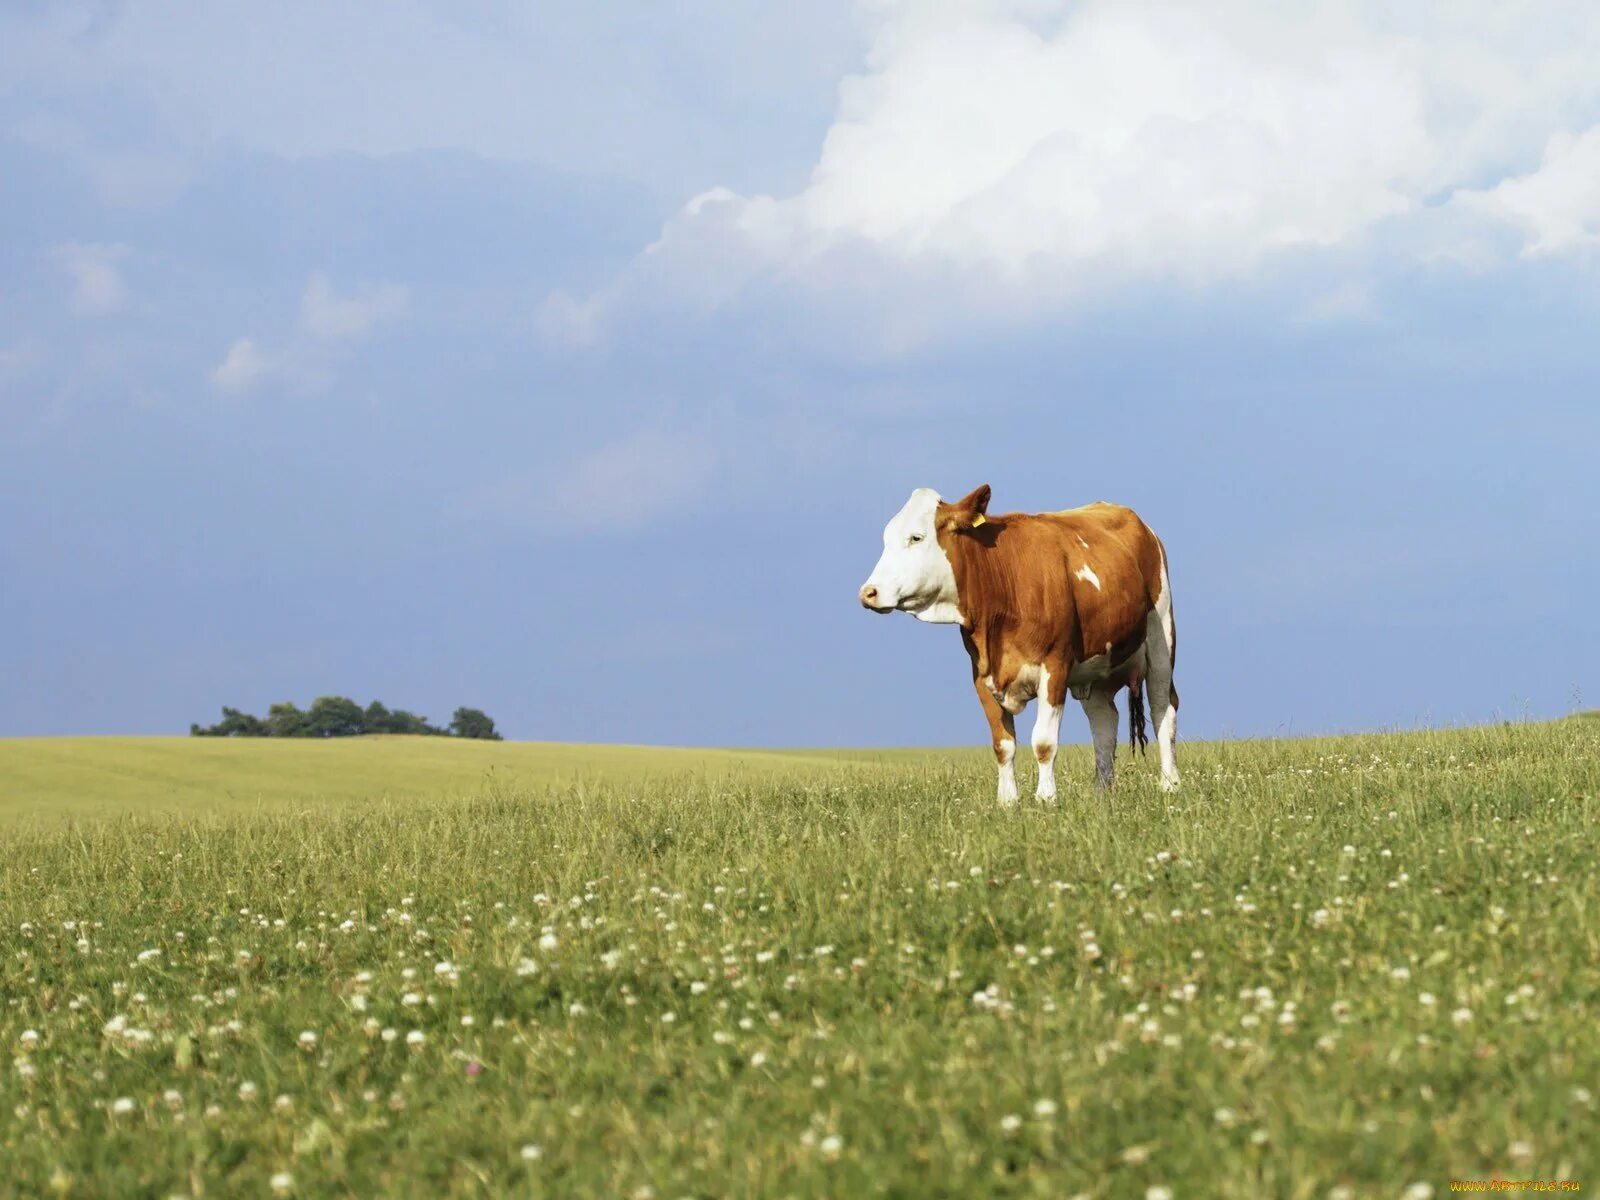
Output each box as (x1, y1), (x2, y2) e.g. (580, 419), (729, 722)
(971, 514), (986, 527)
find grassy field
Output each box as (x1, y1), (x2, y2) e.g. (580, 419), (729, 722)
(2, 722), (1597, 1198)
(0, 736), (912, 825)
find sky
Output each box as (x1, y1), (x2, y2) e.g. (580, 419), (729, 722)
(2, 0), (1597, 747)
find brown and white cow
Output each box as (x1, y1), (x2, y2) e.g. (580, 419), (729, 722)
(858, 485), (1179, 803)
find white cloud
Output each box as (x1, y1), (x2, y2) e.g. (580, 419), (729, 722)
(209, 337), (274, 395)
(1454, 127), (1600, 257)
(54, 242), (130, 315)
(587, 1), (1600, 328)
(299, 272), (409, 341)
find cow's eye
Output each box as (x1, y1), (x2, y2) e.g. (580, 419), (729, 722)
(907, 533), (924, 545)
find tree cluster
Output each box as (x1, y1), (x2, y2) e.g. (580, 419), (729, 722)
(190, 697), (501, 740)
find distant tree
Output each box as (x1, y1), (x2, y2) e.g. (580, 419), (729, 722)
(191, 697), (472, 737)
(306, 695), (367, 738)
(449, 707), (502, 741)
(190, 706), (269, 737)
(384, 708), (441, 736)
(266, 701), (311, 738)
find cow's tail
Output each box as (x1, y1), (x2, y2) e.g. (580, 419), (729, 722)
(1128, 677), (1149, 755)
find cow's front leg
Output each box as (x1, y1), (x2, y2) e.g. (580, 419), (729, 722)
(1031, 665), (1066, 803)
(973, 680), (1019, 805)
(1081, 687), (1119, 790)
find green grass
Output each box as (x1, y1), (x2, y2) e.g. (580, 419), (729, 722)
(0, 736), (905, 825)
(3, 723), (1597, 1198)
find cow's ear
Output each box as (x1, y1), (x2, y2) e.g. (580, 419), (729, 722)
(945, 483), (992, 532)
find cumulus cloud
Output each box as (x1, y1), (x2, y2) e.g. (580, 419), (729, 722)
(54, 242), (130, 314)
(209, 338), (274, 395)
(299, 271), (409, 341)
(584, 1), (1600, 330)
(1454, 127), (1600, 257)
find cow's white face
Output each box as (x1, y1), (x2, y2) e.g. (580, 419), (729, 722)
(858, 488), (963, 624)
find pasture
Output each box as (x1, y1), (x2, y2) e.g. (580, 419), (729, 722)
(3, 721), (1597, 1197)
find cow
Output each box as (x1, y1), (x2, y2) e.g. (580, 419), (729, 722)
(858, 485), (1179, 804)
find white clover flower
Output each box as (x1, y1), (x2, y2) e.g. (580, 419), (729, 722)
(818, 1134), (843, 1160)
(1033, 1098), (1058, 1117)
(539, 933), (559, 952)
(406, 1030), (425, 1048)
(111, 1097), (136, 1115)
(297, 1031), (318, 1050)
(1000, 1114), (1022, 1133)
(520, 1144), (542, 1161)
(1147, 1187), (1173, 1200)
(238, 1081), (259, 1101)
(1404, 1185), (1434, 1200)
(19, 1030), (39, 1050)
(270, 1171), (294, 1194)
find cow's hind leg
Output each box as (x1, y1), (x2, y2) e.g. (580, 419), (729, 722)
(1081, 687), (1119, 790)
(1145, 607), (1180, 792)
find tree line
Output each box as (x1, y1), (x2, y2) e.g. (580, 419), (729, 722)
(190, 697), (501, 740)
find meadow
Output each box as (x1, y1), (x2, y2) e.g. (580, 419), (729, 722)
(2, 721), (1597, 1198)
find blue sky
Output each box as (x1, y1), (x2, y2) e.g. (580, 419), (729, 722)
(3, 1), (1597, 746)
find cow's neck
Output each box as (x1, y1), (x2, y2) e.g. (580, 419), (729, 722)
(942, 524), (1010, 667)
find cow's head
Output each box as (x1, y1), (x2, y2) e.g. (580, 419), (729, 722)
(858, 484), (990, 625)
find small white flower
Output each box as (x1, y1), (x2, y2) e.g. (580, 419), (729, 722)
(18, 1030), (39, 1050)
(1451, 1007), (1472, 1026)
(406, 1030), (425, 1048)
(1146, 1187), (1173, 1200)
(238, 1081), (258, 1101)
(818, 1134), (843, 1160)
(111, 1097), (136, 1115)
(1403, 1185), (1433, 1200)
(520, 1144), (542, 1161)
(269, 1171), (294, 1194)
(1000, 1114), (1022, 1133)
(297, 1031), (318, 1050)
(1033, 1098), (1058, 1117)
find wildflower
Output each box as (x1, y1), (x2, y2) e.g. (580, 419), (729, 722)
(1417, 992), (1436, 1008)
(163, 1089), (183, 1111)
(238, 1081), (258, 1101)
(406, 1030), (425, 1049)
(1404, 1185), (1433, 1200)
(1147, 1188), (1174, 1200)
(1000, 1114), (1022, 1133)
(269, 1171), (294, 1194)
(818, 1134), (843, 1161)
(1033, 1098), (1058, 1118)
(111, 1097), (136, 1115)
(520, 1144), (542, 1161)
(297, 1031), (318, 1051)
(18, 1030), (39, 1050)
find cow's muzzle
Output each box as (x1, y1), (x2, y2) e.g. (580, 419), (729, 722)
(858, 584), (894, 613)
